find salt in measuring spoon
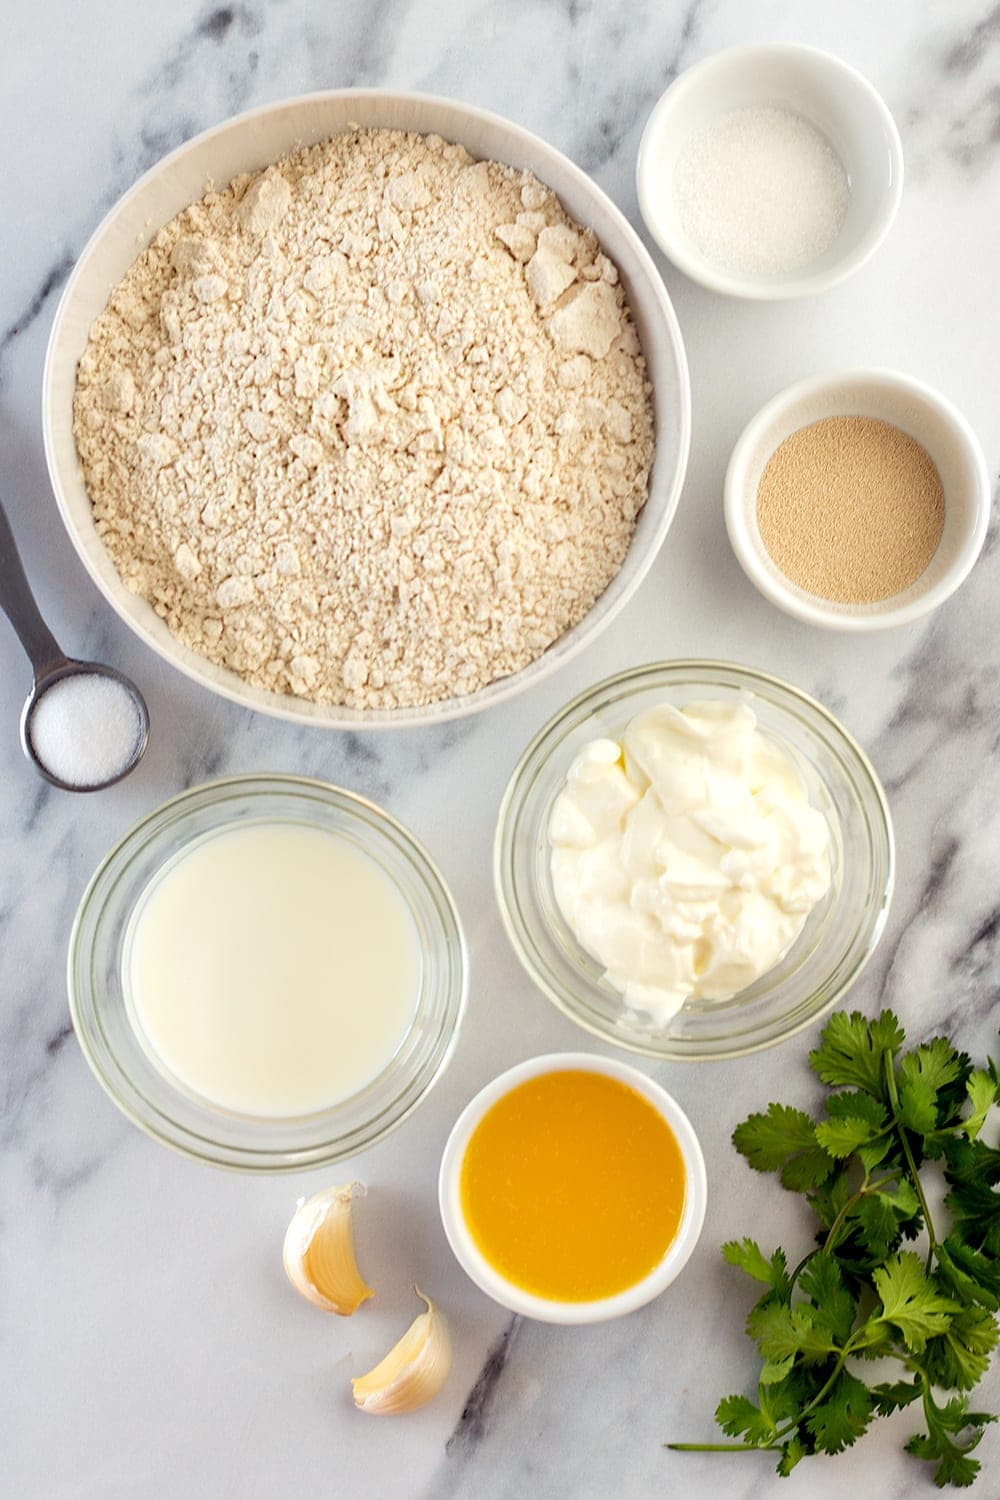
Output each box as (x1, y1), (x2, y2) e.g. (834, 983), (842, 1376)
(0, 496), (148, 791)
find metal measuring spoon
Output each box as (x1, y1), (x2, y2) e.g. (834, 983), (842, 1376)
(0, 497), (148, 792)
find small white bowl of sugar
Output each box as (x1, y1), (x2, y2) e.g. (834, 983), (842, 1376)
(637, 44), (903, 299)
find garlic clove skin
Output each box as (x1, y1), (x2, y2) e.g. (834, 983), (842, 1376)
(283, 1182), (374, 1315)
(352, 1288), (452, 1415)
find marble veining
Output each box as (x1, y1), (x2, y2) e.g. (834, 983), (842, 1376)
(2, 2), (1000, 1497)
(444, 1315), (522, 1460)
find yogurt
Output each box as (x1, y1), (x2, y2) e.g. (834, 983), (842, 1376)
(548, 699), (832, 1022)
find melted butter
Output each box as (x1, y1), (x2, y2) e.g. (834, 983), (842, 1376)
(459, 1069), (686, 1301)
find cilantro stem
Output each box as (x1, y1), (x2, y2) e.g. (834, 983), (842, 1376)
(666, 1442), (782, 1453)
(819, 1173), (898, 1259)
(788, 1248), (819, 1286)
(882, 1049), (940, 1265)
(766, 1341), (856, 1441)
(765, 1314), (906, 1449)
(666, 1342), (864, 1456)
(822, 1184), (869, 1257)
(792, 1165), (902, 1294)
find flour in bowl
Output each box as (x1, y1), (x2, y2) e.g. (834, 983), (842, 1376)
(73, 128), (654, 709)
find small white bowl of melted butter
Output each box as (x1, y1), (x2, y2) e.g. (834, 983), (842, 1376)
(495, 660), (894, 1061)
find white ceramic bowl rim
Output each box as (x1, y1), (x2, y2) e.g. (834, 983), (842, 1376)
(438, 1051), (708, 1324)
(724, 368), (992, 631)
(636, 42), (904, 300)
(43, 88), (691, 730)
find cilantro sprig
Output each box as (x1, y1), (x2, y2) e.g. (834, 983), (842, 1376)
(669, 1010), (1000, 1487)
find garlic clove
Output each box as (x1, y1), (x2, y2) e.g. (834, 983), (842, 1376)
(283, 1182), (374, 1315)
(352, 1287), (452, 1415)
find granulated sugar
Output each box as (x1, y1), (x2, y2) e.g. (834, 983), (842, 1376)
(674, 106), (849, 279)
(29, 673), (142, 787)
(73, 128), (654, 711)
(756, 416), (946, 604)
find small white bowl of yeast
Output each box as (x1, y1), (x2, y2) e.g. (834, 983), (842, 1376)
(725, 369), (991, 631)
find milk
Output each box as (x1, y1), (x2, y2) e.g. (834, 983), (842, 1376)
(125, 821), (421, 1117)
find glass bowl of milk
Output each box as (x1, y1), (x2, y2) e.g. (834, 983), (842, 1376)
(68, 775), (467, 1170)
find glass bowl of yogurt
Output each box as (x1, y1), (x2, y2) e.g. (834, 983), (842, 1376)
(495, 661), (893, 1060)
(69, 775), (467, 1170)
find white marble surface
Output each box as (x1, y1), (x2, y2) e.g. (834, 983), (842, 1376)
(2, 2), (999, 1496)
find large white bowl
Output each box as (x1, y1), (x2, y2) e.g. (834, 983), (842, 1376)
(43, 90), (690, 730)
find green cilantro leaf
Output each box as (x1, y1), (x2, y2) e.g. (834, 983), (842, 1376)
(745, 1302), (836, 1361)
(805, 1370), (873, 1454)
(893, 1036), (970, 1136)
(943, 1133), (1000, 1189)
(715, 1393), (775, 1443)
(815, 1113), (880, 1158)
(905, 1393), (996, 1489)
(904, 1430), (982, 1488)
(721, 1239), (790, 1297)
(872, 1252), (961, 1352)
(961, 1066), (999, 1141)
(944, 1137), (1000, 1254)
(879, 1176), (921, 1221)
(797, 1254), (856, 1343)
(906, 1435), (980, 1488)
(825, 1090), (888, 1128)
(940, 1237), (1000, 1305)
(775, 1435), (807, 1476)
(732, 1102), (816, 1168)
(809, 1010), (904, 1096)
(745, 1302), (798, 1361)
(759, 1372), (808, 1430)
(853, 1322), (897, 1360)
(758, 1355), (795, 1386)
(779, 1145), (840, 1193)
(823, 1091), (893, 1170)
(732, 1104), (834, 1190)
(857, 1134), (896, 1172)
(871, 1377), (921, 1415)
(899, 1037), (965, 1098)
(898, 1077), (940, 1135)
(855, 1192), (904, 1262)
(923, 1305), (1000, 1391)
(806, 1168), (852, 1231)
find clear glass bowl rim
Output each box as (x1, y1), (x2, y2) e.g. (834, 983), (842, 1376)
(68, 772), (468, 1172)
(494, 658), (895, 1062)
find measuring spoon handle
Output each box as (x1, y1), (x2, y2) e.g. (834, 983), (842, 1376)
(0, 498), (66, 679)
